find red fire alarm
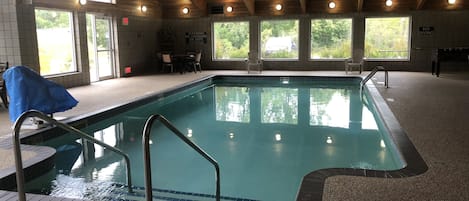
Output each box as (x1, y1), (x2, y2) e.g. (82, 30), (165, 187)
(122, 17), (129, 26)
(124, 66), (132, 76)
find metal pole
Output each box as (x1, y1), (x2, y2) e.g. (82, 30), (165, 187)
(13, 114), (28, 201)
(142, 114), (221, 201)
(142, 116), (156, 201)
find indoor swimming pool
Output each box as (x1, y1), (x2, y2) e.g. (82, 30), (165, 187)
(21, 76), (417, 201)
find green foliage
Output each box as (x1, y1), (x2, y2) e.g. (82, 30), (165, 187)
(260, 20), (299, 59)
(35, 9), (75, 75)
(311, 19), (352, 59)
(86, 14), (111, 50)
(263, 49), (298, 59)
(214, 22), (249, 59)
(365, 17), (410, 59)
(35, 9), (70, 29)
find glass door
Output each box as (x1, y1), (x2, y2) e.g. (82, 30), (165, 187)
(87, 14), (115, 82)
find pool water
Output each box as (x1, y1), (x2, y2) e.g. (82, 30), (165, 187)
(28, 76), (405, 201)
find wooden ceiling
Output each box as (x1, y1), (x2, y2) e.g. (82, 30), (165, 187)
(152, 0), (468, 18)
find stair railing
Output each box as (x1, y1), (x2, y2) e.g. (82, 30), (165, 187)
(361, 65), (389, 89)
(13, 110), (133, 201)
(142, 114), (220, 201)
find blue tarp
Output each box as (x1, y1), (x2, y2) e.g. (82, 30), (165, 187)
(3, 66), (78, 122)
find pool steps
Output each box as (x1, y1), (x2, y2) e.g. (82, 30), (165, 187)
(110, 183), (258, 201)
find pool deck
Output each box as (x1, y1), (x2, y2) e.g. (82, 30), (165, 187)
(0, 70), (468, 200)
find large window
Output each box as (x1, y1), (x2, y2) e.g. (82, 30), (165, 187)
(35, 9), (77, 76)
(311, 18), (352, 59)
(213, 21), (249, 60)
(260, 20), (299, 59)
(365, 17), (410, 60)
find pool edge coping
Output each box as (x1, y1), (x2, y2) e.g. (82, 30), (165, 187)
(0, 74), (428, 201)
(296, 80), (428, 201)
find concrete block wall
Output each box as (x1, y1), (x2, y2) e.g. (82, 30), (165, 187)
(3, 1), (160, 88)
(0, 0), (21, 66)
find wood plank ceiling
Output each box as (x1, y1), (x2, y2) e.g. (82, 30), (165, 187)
(153, 0), (469, 18)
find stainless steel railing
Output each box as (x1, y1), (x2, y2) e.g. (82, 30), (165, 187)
(361, 65), (389, 89)
(13, 110), (133, 201)
(142, 114), (220, 201)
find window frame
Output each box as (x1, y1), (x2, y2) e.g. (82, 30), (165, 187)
(34, 7), (78, 76)
(364, 16), (412, 62)
(211, 20), (250, 61)
(89, 0), (116, 4)
(309, 17), (353, 61)
(259, 19), (300, 61)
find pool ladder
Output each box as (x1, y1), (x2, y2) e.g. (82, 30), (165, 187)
(142, 114), (221, 201)
(12, 110), (134, 201)
(361, 65), (389, 89)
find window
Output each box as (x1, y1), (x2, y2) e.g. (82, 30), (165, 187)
(311, 18), (352, 59)
(35, 9), (77, 76)
(260, 20), (299, 59)
(365, 17), (410, 60)
(213, 21), (249, 60)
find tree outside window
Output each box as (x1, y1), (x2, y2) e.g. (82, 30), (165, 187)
(213, 21), (249, 60)
(311, 18), (352, 59)
(365, 17), (410, 60)
(261, 20), (299, 59)
(35, 9), (77, 76)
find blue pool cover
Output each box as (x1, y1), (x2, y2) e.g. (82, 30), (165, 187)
(3, 66), (78, 122)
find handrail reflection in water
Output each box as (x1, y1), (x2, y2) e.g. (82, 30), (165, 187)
(13, 110), (133, 201)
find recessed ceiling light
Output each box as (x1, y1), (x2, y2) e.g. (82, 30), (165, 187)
(182, 7), (189, 14)
(328, 1), (336, 9)
(79, 0), (87, 5)
(141, 5), (147, 13)
(226, 6), (233, 13)
(448, 0), (456, 4)
(385, 0), (393, 7)
(275, 4), (282, 11)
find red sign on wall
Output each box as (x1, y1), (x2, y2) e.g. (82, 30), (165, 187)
(122, 17), (129, 26)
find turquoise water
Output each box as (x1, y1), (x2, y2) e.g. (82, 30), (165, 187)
(31, 77), (404, 201)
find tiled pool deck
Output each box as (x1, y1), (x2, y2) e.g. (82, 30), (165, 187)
(0, 71), (468, 200)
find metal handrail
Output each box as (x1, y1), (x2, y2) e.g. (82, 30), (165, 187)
(142, 114), (220, 201)
(13, 110), (133, 201)
(361, 65), (389, 89)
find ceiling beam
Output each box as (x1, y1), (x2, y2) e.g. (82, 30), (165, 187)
(357, 0), (364, 12)
(299, 0), (306, 14)
(243, 0), (255, 15)
(416, 0), (427, 9)
(190, 0), (207, 11)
